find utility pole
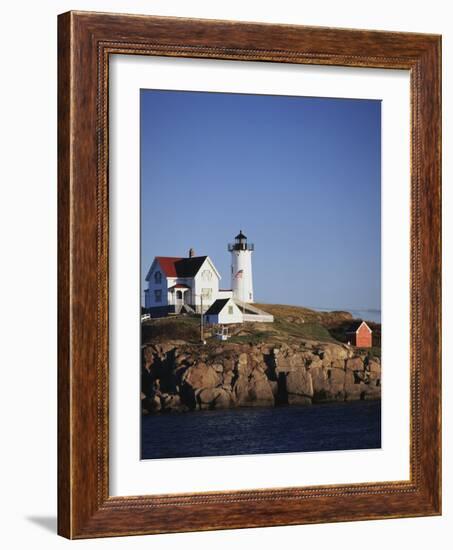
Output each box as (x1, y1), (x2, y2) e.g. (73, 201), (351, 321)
(200, 293), (204, 343)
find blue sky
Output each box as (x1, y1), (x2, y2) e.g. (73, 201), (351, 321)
(141, 89), (381, 311)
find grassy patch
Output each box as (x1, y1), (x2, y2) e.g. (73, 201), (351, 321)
(142, 316), (201, 344)
(254, 303), (353, 328)
(273, 318), (336, 342)
(140, 303), (380, 348)
(227, 332), (271, 345)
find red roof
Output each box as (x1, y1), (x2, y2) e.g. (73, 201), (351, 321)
(155, 257), (183, 277)
(155, 256), (208, 278)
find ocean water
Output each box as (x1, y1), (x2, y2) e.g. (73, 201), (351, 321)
(141, 400), (381, 460)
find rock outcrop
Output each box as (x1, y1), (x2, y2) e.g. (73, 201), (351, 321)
(141, 339), (381, 414)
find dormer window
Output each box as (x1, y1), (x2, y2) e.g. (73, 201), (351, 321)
(154, 271), (162, 284)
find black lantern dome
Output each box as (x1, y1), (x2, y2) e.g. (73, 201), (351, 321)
(228, 230), (254, 252)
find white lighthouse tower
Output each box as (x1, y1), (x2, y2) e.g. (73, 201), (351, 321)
(228, 230), (254, 303)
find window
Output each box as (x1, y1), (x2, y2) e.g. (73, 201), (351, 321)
(228, 306), (233, 315)
(201, 269), (212, 281)
(201, 288), (212, 299)
(154, 289), (162, 302)
(154, 271), (162, 284)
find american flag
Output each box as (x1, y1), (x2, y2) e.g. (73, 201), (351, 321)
(234, 270), (244, 279)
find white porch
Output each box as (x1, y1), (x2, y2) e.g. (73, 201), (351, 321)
(168, 284), (193, 312)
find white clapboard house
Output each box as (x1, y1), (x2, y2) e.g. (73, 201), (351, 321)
(144, 232), (273, 323)
(144, 250), (232, 316)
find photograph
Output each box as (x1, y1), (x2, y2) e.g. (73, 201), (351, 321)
(140, 89), (382, 460)
(0, 0), (445, 543)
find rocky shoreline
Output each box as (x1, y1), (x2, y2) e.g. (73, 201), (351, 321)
(141, 339), (381, 414)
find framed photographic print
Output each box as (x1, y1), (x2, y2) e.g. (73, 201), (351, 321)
(58, 11), (441, 538)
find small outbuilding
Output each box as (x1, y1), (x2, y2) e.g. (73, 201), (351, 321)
(204, 298), (243, 325)
(345, 321), (373, 348)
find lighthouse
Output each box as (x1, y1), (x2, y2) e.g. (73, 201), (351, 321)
(228, 230), (254, 303)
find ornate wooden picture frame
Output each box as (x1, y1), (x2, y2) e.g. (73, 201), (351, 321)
(58, 11), (441, 539)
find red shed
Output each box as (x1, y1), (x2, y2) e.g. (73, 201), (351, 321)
(345, 321), (373, 348)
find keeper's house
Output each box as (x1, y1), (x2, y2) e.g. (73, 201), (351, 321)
(204, 298), (243, 325)
(345, 321), (373, 348)
(144, 250), (232, 317)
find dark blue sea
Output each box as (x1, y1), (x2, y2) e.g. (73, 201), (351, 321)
(141, 400), (381, 460)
